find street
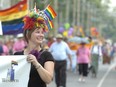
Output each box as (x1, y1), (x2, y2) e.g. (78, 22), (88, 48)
(47, 61), (116, 87)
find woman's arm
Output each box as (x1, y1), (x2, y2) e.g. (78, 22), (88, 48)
(35, 61), (54, 84)
(27, 54), (54, 84)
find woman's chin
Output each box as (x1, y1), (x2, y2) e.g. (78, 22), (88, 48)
(37, 41), (43, 44)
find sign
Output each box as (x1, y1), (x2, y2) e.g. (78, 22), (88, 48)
(0, 55), (30, 87)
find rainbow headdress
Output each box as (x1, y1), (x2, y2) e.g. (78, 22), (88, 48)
(23, 4), (57, 32)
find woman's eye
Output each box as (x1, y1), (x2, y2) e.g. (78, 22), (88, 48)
(37, 31), (40, 33)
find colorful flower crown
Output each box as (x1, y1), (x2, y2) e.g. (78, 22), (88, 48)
(23, 5), (57, 32)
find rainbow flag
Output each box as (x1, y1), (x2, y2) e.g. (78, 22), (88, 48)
(45, 19), (53, 30)
(0, 19), (24, 35)
(0, 0), (27, 35)
(44, 5), (57, 21)
(0, 0), (28, 21)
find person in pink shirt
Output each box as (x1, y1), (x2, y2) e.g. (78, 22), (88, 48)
(2, 45), (9, 55)
(76, 42), (91, 82)
(13, 34), (26, 53)
(0, 41), (9, 55)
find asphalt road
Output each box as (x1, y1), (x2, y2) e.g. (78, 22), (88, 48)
(47, 60), (116, 87)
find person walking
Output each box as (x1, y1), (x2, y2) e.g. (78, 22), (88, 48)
(14, 8), (55, 87)
(76, 42), (91, 82)
(90, 40), (102, 78)
(0, 41), (9, 55)
(49, 34), (72, 87)
(102, 42), (111, 64)
(13, 33), (26, 53)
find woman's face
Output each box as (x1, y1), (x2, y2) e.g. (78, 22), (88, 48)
(30, 28), (44, 44)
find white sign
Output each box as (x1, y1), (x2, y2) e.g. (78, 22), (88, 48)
(0, 55), (31, 87)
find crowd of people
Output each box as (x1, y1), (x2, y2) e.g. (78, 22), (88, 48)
(0, 34), (26, 55)
(0, 33), (116, 87)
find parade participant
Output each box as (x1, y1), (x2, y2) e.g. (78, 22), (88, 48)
(13, 33), (26, 53)
(102, 42), (111, 64)
(0, 41), (9, 55)
(49, 34), (72, 87)
(90, 40), (102, 78)
(14, 5), (57, 87)
(76, 41), (91, 82)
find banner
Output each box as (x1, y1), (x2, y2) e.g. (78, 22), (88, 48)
(0, 0), (28, 35)
(0, 55), (31, 87)
(0, 0), (28, 21)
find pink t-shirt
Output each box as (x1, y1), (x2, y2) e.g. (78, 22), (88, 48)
(13, 40), (26, 52)
(77, 47), (90, 63)
(2, 45), (9, 55)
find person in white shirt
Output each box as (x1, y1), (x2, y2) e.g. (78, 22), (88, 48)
(90, 40), (102, 78)
(49, 34), (72, 87)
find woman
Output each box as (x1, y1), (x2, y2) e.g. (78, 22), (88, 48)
(102, 42), (111, 64)
(90, 40), (102, 78)
(76, 42), (91, 82)
(14, 9), (55, 87)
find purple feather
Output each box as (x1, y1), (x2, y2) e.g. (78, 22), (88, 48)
(29, 50), (40, 59)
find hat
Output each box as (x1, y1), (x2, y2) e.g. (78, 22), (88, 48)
(56, 34), (63, 38)
(17, 33), (23, 38)
(23, 4), (57, 32)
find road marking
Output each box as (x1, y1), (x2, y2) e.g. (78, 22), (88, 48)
(97, 63), (116, 87)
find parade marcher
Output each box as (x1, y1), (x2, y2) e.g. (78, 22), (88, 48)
(102, 42), (111, 64)
(110, 43), (116, 62)
(13, 33), (26, 53)
(14, 6), (56, 87)
(76, 41), (91, 82)
(49, 34), (72, 87)
(0, 41), (9, 55)
(90, 40), (102, 78)
(47, 36), (55, 47)
(0, 42), (3, 55)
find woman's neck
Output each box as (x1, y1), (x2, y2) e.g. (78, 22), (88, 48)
(24, 43), (41, 54)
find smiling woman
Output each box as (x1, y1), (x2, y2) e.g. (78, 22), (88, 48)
(14, 5), (57, 87)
